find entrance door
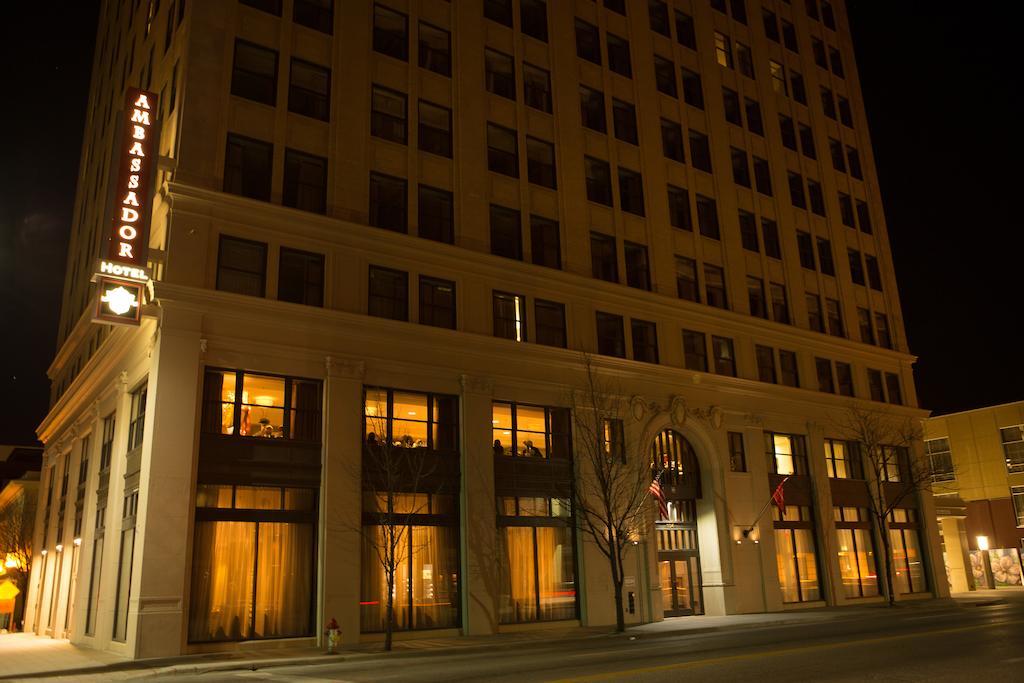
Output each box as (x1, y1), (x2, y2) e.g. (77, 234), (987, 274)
(658, 555), (702, 616)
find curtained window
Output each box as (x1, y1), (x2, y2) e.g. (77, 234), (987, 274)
(201, 370), (322, 441)
(834, 506), (879, 598)
(888, 508), (927, 594)
(774, 505), (821, 603)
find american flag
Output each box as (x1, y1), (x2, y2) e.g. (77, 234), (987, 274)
(649, 470), (669, 520)
(771, 476), (790, 516)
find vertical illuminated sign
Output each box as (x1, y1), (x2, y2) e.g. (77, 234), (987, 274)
(93, 87), (159, 326)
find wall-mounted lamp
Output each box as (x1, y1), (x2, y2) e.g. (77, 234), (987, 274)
(976, 535), (990, 551)
(74, 538), (82, 546)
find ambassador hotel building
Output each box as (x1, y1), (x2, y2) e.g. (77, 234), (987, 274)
(27, 0), (947, 658)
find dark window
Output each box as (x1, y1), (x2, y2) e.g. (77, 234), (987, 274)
(419, 22), (451, 76)
(580, 86), (607, 132)
(736, 42), (755, 78)
(535, 300), (567, 348)
(217, 235), (267, 296)
(596, 312), (626, 358)
(521, 0), (548, 42)
(815, 358), (835, 393)
(681, 68), (704, 108)
(369, 172), (407, 233)
(682, 329), (707, 371)
(825, 297), (844, 337)
(294, 0), (333, 34)
(523, 63), (552, 112)
(494, 291), (527, 342)
(419, 276), (456, 329)
(676, 256), (699, 302)
(875, 313), (892, 349)
(487, 123), (519, 177)
(661, 119), (685, 162)
(779, 350), (799, 387)
(806, 293), (824, 332)
(830, 138), (847, 172)
(590, 232), (618, 282)
(728, 432), (747, 471)
(675, 10), (696, 48)
(847, 146), (863, 179)
(788, 172), (806, 209)
(418, 185), (454, 244)
(856, 201), (873, 234)
(798, 124), (816, 159)
(866, 255), (882, 291)
(797, 231), (816, 270)
(289, 58), (330, 120)
(779, 115), (797, 150)
(838, 96), (854, 127)
(667, 185), (691, 230)
(782, 20), (798, 51)
(848, 249), (865, 285)
(689, 131), (712, 172)
(756, 345), (777, 383)
(858, 308), (875, 345)
(723, 88), (742, 125)
(369, 266), (408, 321)
(604, 0), (627, 15)
(704, 264), (728, 308)
(808, 180), (826, 216)
(618, 168), (645, 216)
(575, 19), (601, 64)
(530, 216), (561, 269)
(790, 71), (807, 104)
(812, 38), (828, 69)
(278, 248), (324, 307)
(696, 194), (719, 239)
(607, 34), (632, 76)
(649, 1), (671, 37)
(624, 241), (650, 290)
(885, 373), (903, 405)
(373, 4), (408, 61)
(613, 99), (639, 144)
(419, 100), (452, 157)
(224, 134), (272, 201)
(753, 156), (773, 196)
(817, 238), (835, 275)
(739, 210), (759, 252)
(584, 156), (613, 206)
(490, 204), (523, 260)
(370, 85), (407, 144)
(731, 148), (751, 187)
(867, 369), (885, 402)
(527, 137), (557, 188)
(821, 87), (837, 119)
(712, 336), (737, 376)
(829, 47), (844, 77)
(231, 40), (277, 105)
(762, 219), (781, 258)
(745, 98), (764, 134)
(822, 1), (836, 29)
(631, 320), (659, 363)
(731, 0), (748, 23)
(283, 149), (327, 213)
(485, 49), (516, 99)
(484, 0), (513, 26)
(770, 282), (790, 324)
(654, 56), (677, 97)
(747, 276), (767, 318)
(241, 0), (282, 16)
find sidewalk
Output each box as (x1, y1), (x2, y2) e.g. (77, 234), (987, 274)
(0, 593), (1005, 681)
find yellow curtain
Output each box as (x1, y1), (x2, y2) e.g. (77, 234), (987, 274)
(500, 527), (536, 623)
(253, 522), (313, 637)
(536, 526), (575, 621)
(188, 521), (256, 642)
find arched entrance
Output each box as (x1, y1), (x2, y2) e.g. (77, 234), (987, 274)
(652, 429), (703, 616)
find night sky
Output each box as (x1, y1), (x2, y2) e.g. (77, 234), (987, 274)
(1, 2), (1021, 446)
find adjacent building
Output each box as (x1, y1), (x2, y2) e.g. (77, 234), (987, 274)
(0, 445), (42, 631)
(27, 0), (946, 659)
(925, 401), (1024, 593)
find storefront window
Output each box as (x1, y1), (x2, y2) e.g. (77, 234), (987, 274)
(202, 370), (322, 441)
(834, 506), (878, 598)
(888, 508), (927, 594)
(491, 402), (571, 458)
(773, 505), (820, 603)
(364, 387), (458, 450)
(498, 525), (577, 623)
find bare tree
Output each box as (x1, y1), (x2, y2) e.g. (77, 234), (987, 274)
(0, 496), (33, 629)
(570, 355), (654, 632)
(832, 403), (930, 606)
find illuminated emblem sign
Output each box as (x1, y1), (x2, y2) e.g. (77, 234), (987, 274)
(93, 87), (159, 326)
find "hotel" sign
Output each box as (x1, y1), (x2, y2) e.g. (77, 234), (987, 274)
(93, 87), (159, 326)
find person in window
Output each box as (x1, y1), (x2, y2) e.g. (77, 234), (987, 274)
(493, 439), (505, 455)
(523, 439), (541, 457)
(400, 434), (415, 448)
(366, 432), (379, 447)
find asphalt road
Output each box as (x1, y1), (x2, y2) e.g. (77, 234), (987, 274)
(122, 596), (1024, 682)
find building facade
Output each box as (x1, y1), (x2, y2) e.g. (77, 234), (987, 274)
(28, 0), (946, 658)
(0, 445), (42, 631)
(925, 402), (1024, 594)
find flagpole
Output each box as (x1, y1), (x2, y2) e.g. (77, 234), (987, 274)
(742, 476), (790, 539)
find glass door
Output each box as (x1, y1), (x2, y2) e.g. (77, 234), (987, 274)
(659, 555), (703, 616)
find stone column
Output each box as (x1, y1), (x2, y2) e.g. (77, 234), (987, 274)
(939, 517), (970, 594)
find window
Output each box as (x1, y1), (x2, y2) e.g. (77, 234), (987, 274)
(722, 88), (742, 126)
(654, 56), (677, 97)
(613, 99), (639, 145)
(739, 211), (759, 252)
(1012, 486), (1024, 526)
(682, 330), (707, 371)
(661, 119), (685, 162)
(368, 266), (408, 321)
(649, 1), (670, 37)
(601, 418), (626, 463)
(419, 100), (452, 157)
(494, 292), (527, 342)
(596, 312), (626, 358)
(667, 185), (691, 230)
(283, 149), (327, 213)
(728, 432), (747, 472)
(224, 134), (272, 201)
(217, 235), (267, 297)
(497, 522), (577, 623)
(289, 58), (330, 120)
(371, 85), (407, 144)
(736, 42), (754, 78)
(782, 20), (798, 51)
(762, 219), (781, 258)
(856, 201), (873, 234)
(624, 242), (650, 290)
(696, 194), (719, 239)
(689, 131), (712, 172)
(575, 19), (601, 64)
(241, 0), (282, 15)
(490, 204), (523, 260)
(823, 440), (856, 479)
(530, 215), (561, 269)
(847, 146), (863, 179)
(838, 96), (854, 127)
(763, 9), (780, 41)
(201, 369), (322, 441)
(1001, 427), (1024, 474)
(373, 4), (408, 61)
(769, 60), (787, 94)
(521, 0), (548, 42)
(818, 239), (835, 276)
(798, 124), (816, 159)
(822, 1), (836, 28)
(836, 362), (854, 396)
(676, 256), (699, 302)
(487, 123), (519, 177)
(808, 180), (825, 216)
(607, 34), (632, 77)
(231, 40), (277, 105)
(875, 313), (892, 349)
(815, 357), (835, 393)
(704, 264), (727, 308)
(825, 298), (844, 336)
(745, 98), (764, 135)
(113, 489), (138, 641)
(580, 86), (607, 132)
(419, 276), (456, 329)
(867, 369), (885, 402)
(885, 373), (903, 405)
(806, 293), (824, 332)
(680, 68), (703, 108)
(419, 22), (451, 76)
(779, 350), (799, 387)
(127, 385), (147, 451)
(839, 193), (855, 227)
(605, 0), (627, 15)
(770, 283), (790, 324)
(780, 115), (797, 150)
(590, 232), (618, 282)
(765, 432), (808, 476)
(821, 87), (837, 119)
(797, 232), (815, 270)
(100, 414), (115, 472)
(812, 38), (828, 69)
(584, 156), (613, 206)
(866, 255), (882, 291)
(848, 249), (865, 285)
(523, 63), (552, 112)
(829, 46), (845, 77)
(756, 345), (777, 383)
(278, 248), (324, 307)
(418, 185), (454, 244)
(618, 168), (645, 216)
(369, 172), (407, 233)
(857, 308), (875, 345)
(788, 172), (806, 209)
(526, 137), (556, 188)
(747, 276), (767, 318)
(535, 300), (567, 348)
(834, 506), (879, 599)
(714, 32), (733, 68)
(746, 157), (772, 201)
(711, 336), (736, 376)
(675, 9), (696, 48)
(925, 438), (954, 483)
(774, 507), (821, 605)
(631, 320), (659, 363)
(790, 71), (807, 104)
(484, 0), (513, 26)
(485, 49), (516, 99)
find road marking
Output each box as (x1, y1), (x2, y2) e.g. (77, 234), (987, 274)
(550, 618), (1024, 682)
